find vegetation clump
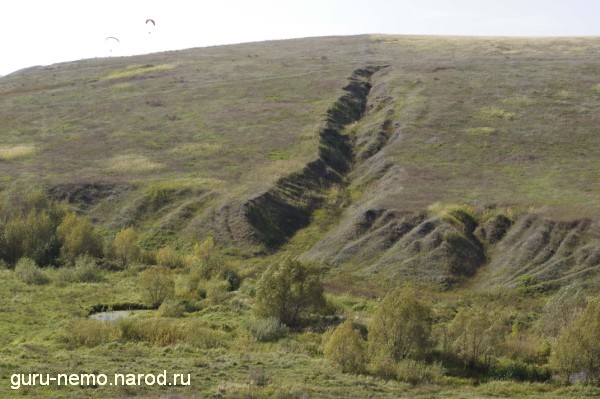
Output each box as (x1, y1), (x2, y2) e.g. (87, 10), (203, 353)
(254, 259), (326, 327)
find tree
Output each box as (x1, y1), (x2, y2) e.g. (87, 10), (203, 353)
(112, 227), (141, 264)
(448, 304), (506, 369)
(324, 319), (367, 373)
(551, 295), (600, 383)
(254, 259), (325, 327)
(139, 266), (175, 307)
(539, 285), (586, 338)
(368, 286), (432, 363)
(2, 210), (60, 266)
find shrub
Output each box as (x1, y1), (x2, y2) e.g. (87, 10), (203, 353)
(489, 359), (551, 382)
(57, 213), (103, 260)
(53, 255), (104, 285)
(112, 227), (141, 264)
(551, 295), (600, 383)
(323, 320), (366, 373)
(155, 246), (183, 269)
(254, 259), (326, 327)
(14, 257), (50, 285)
(249, 317), (287, 342)
(393, 359), (445, 385)
(538, 285), (586, 338)
(221, 267), (242, 291)
(205, 279), (231, 305)
(368, 285), (432, 363)
(139, 267), (175, 307)
(73, 254), (104, 282)
(3, 211), (61, 266)
(157, 299), (185, 318)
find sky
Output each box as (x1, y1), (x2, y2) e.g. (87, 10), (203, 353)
(1, 0), (599, 76)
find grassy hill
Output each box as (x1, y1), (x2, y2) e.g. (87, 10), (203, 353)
(1, 35), (600, 398)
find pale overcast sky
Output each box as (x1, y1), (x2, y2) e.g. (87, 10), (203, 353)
(1, 0), (599, 76)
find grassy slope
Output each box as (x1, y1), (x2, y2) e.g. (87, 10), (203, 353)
(1, 36), (597, 240)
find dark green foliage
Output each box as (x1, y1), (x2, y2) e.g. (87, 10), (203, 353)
(0, 190), (65, 266)
(489, 359), (551, 382)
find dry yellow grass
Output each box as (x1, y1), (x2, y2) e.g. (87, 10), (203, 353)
(0, 145), (37, 160)
(477, 106), (519, 121)
(105, 154), (163, 173)
(104, 63), (178, 80)
(466, 127), (496, 136)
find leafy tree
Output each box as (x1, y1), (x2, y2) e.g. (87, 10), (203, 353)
(551, 295), (600, 383)
(539, 285), (587, 338)
(57, 213), (103, 260)
(448, 304), (506, 369)
(254, 259), (325, 327)
(324, 319), (367, 373)
(368, 286), (432, 363)
(112, 227), (141, 264)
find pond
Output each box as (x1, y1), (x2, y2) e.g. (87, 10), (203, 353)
(88, 309), (144, 322)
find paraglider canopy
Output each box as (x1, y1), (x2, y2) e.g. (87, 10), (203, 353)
(104, 36), (120, 54)
(146, 19), (156, 34)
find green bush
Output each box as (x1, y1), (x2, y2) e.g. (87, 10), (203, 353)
(448, 304), (506, 369)
(57, 213), (103, 260)
(489, 359), (551, 382)
(551, 295), (600, 383)
(155, 246), (183, 269)
(393, 359), (445, 385)
(53, 255), (104, 285)
(369, 285), (432, 362)
(250, 317), (287, 342)
(139, 266), (175, 307)
(157, 299), (185, 318)
(14, 257), (50, 285)
(205, 279), (231, 305)
(112, 227), (141, 264)
(3, 211), (61, 266)
(221, 267), (242, 291)
(323, 319), (366, 373)
(254, 259), (326, 327)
